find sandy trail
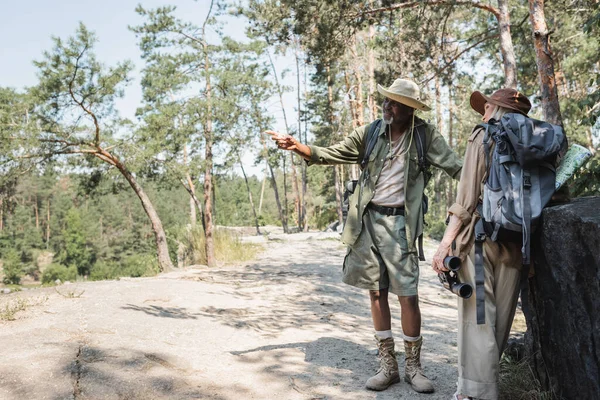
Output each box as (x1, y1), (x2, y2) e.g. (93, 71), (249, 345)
(0, 231), (474, 400)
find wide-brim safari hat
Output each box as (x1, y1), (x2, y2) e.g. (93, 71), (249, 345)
(470, 88), (531, 116)
(377, 78), (431, 111)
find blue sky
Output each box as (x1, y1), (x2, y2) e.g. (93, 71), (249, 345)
(0, 0), (249, 119)
(0, 0), (298, 176)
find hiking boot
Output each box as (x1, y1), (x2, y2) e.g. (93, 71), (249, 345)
(365, 336), (400, 391)
(403, 337), (434, 393)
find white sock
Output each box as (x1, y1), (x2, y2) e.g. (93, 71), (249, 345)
(403, 334), (421, 342)
(375, 330), (393, 339)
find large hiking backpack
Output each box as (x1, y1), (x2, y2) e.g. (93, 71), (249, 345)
(473, 112), (566, 324)
(342, 119), (431, 259)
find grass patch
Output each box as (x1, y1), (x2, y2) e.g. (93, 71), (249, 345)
(55, 288), (85, 298)
(179, 225), (262, 266)
(499, 354), (558, 400)
(0, 296), (49, 321)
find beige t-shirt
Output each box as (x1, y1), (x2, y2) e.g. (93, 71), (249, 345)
(370, 130), (410, 207)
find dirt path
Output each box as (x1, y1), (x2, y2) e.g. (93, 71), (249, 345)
(1, 232), (469, 400)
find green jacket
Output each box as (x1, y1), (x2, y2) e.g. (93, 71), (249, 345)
(308, 117), (462, 251)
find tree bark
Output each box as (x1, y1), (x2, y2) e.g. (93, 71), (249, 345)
(302, 57), (309, 231)
(181, 180), (205, 232)
(238, 153), (261, 235)
(333, 165), (344, 225)
(46, 198), (50, 247)
(435, 73), (443, 136)
(294, 43), (307, 231)
(113, 158), (174, 272)
(268, 163), (288, 233)
(290, 153), (301, 228)
(259, 164), (267, 215)
(528, 0), (563, 126)
(367, 16), (377, 121)
(497, 0), (518, 88)
(202, 44), (216, 268)
(326, 64), (344, 224)
(34, 194), (39, 230)
(183, 144), (196, 227)
(261, 134), (288, 233)
(447, 85), (454, 208)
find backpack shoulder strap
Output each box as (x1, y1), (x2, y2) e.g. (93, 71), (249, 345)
(360, 119), (382, 170)
(477, 122), (495, 175)
(414, 120), (430, 262)
(413, 121), (429, 173)
(474, 204), (487, 325)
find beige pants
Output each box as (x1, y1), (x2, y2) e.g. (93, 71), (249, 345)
(457, 239), (522, 400)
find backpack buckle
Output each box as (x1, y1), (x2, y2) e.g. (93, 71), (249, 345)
(523, 174), (532, 188)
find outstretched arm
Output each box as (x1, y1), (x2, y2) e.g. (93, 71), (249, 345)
(264, 131), (312, 161)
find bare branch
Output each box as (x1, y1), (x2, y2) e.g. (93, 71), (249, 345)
(421, 33), (499, 84)
(355, 0), (500, 19)
(67, 43), (102, 146)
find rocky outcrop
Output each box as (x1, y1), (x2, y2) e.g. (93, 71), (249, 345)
(525, 196), (600, 399)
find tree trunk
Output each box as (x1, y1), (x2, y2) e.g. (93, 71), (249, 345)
(326, 64), (344, 223)
(203, 43), (216, 268)
(282, 153), (289, 231)
(435, 73), (443, 136)
(181, 180), (205, 232)
(367, 19), (377, 121)
(447, 85), (454, 208)
(183, 144), (196, 227)
(302, 57), (309, 232)
(112, 158), (174, 272)
(34, 195), (39, 230)
(294, 43), (307, 231)
(268, 163), (288, 233)
(344, 69), (361, 181)
(497, 0), (518, 88)
(333, 165), (344, 225)
(238, 154), (261, 235)
(0, 197), (3, 232)
(290, 153), (301, 228)
(528, 0), (563, 126)
(259, 164), (267, 215)
(46, 198), (50, 247)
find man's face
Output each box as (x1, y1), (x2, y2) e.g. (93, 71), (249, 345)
(382, 97), (414, 125)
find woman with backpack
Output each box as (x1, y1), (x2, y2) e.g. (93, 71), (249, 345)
(431, 88), (533, 400)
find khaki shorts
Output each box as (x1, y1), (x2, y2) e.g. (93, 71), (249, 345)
(342, 208), (419, 296)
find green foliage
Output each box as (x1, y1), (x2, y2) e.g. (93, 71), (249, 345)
(55, 208), (96, 276)
(567, 155), (600, 197)
(89, 255), (159, 281)
(41, 263), (77, 284)
(1, 249), (23, 284)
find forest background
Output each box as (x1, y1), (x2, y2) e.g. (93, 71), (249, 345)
(1, 0), (599, 285)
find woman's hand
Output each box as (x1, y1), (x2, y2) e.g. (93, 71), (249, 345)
(432, 243), (452, 274)
(264, 130), (297, 151)
(432, 214), (463, 274)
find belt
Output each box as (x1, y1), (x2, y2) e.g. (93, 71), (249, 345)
(367, 202), (405, 216)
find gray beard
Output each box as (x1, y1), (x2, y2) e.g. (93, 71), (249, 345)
(382, 112), (393, 125)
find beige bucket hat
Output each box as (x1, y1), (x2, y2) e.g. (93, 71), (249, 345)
(377, 78), (431, 111)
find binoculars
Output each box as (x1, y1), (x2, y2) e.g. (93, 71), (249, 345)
(438, 256), (473, 299)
